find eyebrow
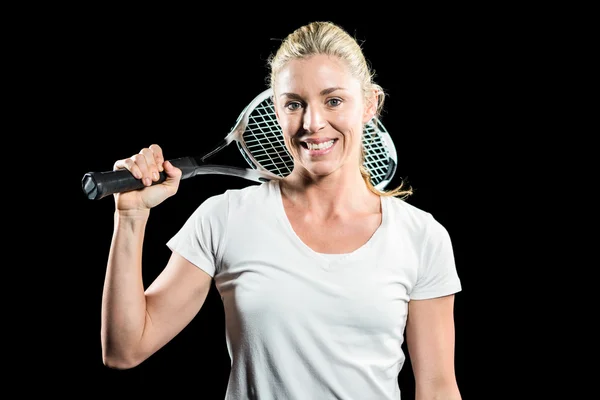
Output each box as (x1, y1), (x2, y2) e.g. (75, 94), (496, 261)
(279, 87), (346, 99)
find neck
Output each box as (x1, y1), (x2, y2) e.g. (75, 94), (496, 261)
(280, 168), (378, 217)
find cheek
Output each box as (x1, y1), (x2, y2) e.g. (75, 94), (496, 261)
(277, 120), (296, 148)
(278, 115), (301, 139)
(278, 122), (293, 145)
(333, 113), (363, 140)
(279, 120), (293, 135)
(283, 135), (301, 158)
(337, 105), (364, 128)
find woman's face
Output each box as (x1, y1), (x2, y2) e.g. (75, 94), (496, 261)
(273, 54), (376, 181)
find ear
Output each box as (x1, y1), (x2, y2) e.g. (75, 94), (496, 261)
(362, 89), (378, 123)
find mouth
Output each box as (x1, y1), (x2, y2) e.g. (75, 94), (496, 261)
(300, 139), (338, 156)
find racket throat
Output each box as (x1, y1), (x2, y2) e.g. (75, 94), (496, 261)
(200, 138), (230, 163)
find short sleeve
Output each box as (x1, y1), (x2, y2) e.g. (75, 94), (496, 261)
(410, 214), (462, 300)
(166, 193), (229, 277)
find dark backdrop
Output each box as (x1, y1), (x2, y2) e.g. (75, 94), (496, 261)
(44, 6), (530, 399)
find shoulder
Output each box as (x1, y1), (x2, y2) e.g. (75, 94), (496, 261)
(224, 181), (273, 205)
(193, 181), (272, 215)
(385, 196), (435, 227)
(384, 196), (450, 241)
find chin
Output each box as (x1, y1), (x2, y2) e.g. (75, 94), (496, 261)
(303, 162), (341, 178)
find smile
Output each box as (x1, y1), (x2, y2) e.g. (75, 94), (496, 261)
(301, 139), (337, 155)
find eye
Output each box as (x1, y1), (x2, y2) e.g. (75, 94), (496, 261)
(285, 101), (303, 111)
(327, 98), (342, 107)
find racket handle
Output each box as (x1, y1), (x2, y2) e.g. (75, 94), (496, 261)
(81, 157), (199, 200)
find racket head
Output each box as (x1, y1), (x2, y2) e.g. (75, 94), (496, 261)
(235, 88), (398, 190)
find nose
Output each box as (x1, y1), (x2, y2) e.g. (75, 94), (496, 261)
(302, 105), (326, 133)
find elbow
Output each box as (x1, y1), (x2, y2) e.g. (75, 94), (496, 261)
(102, 347), (144, 370)
(101, 330), (148, 369)
(102, 356), (139, 370)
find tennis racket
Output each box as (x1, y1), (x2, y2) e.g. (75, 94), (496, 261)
(81, 88), (398, 200)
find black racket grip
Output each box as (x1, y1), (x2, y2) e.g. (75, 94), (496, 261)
(81, 156), (199, 200)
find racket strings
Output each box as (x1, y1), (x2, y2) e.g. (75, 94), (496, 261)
(362, 120), (393, 186)
(241, 99), (393, 187)
(243, 100), (294, 177)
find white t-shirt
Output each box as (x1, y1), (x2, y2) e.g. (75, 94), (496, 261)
(167, 180), (462, 400)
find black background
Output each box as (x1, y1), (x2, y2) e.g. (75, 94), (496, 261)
(26, 4), (552, 399)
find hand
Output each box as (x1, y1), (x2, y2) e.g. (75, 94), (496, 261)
(112, 144), (182, 211)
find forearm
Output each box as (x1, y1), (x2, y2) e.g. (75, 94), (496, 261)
(415, 381), (461, 400)
(101, 209), (151, 368)
(417, 393), (461, 400)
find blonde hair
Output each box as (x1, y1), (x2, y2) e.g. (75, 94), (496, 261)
(267, 21), (412, 199)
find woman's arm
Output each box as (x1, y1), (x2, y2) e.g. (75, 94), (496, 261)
(406, 294), (462, 400)
(101, 213), (213, 370)
(100, 145), (213, 369)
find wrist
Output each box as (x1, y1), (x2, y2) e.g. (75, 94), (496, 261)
(114, 209), (151, 220)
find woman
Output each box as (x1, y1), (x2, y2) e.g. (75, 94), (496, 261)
(101, 21), (462, 399)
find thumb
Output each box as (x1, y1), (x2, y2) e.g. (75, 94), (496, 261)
(163, 160), (183, 183)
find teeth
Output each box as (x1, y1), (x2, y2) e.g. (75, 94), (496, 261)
(307, 140), (334, 150)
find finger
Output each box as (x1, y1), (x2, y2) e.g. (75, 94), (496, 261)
(113, 158), (143, 180)
(163, 160), (182, 190)
(163, 160), (182, 179)
(149, 144), (165, 172)
(138, 147), (161, 183)
(130, 153), (153, 186)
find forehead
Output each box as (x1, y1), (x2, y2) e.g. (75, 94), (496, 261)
(274, 54), (361, 95)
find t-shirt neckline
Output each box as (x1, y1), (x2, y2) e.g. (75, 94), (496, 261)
(269, 180), (387, 267)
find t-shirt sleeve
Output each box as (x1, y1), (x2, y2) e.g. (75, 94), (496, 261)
(410, 214), (462, 300)
(166, 193), (229, 277)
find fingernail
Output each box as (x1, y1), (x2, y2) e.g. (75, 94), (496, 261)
(153, 172), (159, 180)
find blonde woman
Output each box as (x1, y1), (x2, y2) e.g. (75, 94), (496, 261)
(101, 21), (462, 400)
